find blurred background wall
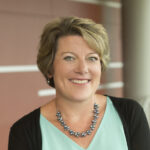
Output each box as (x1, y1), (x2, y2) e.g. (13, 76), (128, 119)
(122, 0), (150, 125)
(0, 0), (149, 149)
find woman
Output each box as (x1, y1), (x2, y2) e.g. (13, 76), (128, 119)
(8, 16), (150, 150)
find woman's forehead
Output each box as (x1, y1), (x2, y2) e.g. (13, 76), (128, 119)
(56, 35), (97, 54)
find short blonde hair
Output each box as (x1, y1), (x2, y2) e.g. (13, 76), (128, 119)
(37, 16), (110, 87)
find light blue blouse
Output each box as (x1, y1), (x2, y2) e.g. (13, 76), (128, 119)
(40, 97), (128, 150)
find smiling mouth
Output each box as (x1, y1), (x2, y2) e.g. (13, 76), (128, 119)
(70, 79), (90, 84)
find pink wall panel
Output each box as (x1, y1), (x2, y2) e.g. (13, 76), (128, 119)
(101, 68), (123, 83)
(102, 6), (122, 62)
(97, 88), (123, 97)
(0, 72), (53, 126)
(0, 13), (54, 65)
(51, 0), (102, 22)
(100, 4), (123, 97)
(0, 0), (52, 15)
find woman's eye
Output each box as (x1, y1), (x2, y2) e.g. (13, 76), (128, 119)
(64, 56), (75, 61)
(88, 57), (98, 62)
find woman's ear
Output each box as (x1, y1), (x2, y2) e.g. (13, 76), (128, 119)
(46, 74), (55, 87)
(46, 74), (52, 86)
(47, 74), (52, 78)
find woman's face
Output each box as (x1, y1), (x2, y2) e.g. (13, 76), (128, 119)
(52, 35), (101, 102)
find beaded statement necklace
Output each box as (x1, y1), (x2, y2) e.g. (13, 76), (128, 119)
(56, 103), (99, 138)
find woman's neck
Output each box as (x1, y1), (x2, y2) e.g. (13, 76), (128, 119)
(54, 95), (96, 122)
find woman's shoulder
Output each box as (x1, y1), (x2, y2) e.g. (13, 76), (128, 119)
(10, 107), (40, 131)
(108, 95), (142, 109)
(107, 95), (145, 118)
(9, 108), (42, 149)
(107, 95), (146, 121)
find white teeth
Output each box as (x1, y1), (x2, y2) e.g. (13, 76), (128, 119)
(71, 80), (89, 84)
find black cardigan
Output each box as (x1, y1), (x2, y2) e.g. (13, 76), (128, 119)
(8, 96), (150, 150)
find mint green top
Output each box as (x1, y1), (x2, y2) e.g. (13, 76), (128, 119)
(40, 97), (128, 150)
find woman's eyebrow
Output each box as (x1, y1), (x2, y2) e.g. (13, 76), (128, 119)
(61, 52), (75, 55)
(60, 52), (99, 56)
(87, 52), (99, 55)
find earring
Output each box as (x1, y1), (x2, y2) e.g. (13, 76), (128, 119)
(47, 78), (50, 85)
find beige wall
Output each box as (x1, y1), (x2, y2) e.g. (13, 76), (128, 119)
(0, 0), (122, 149)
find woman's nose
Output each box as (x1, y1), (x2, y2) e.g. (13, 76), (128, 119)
(74, 60), (88, 74)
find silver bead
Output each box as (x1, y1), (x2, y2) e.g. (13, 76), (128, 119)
(86, 130), (92, 135)
(69, 130), (74, 135)
(81, 132), (87, 137)
(74, 132), (80, 137)
(64, 125), (69, 131)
